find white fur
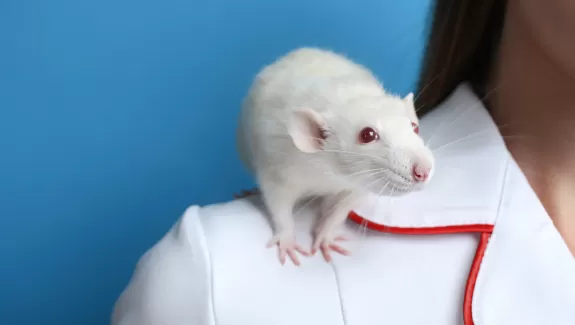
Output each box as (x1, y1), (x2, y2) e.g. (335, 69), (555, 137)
(236, 47), (434, 261)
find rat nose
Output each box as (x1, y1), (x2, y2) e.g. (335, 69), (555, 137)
(412, 164), (430, 183)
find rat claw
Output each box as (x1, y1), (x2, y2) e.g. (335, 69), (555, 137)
(312, 232), (350, 262)
(329, 244), (351, 256)
(297, 245), (311, 256)
(267, 234), (310, 266)
(320, 243), (333, 263)
(286, 249), (300, 266)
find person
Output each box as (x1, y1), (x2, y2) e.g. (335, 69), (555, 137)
(111, 1), (575, 324)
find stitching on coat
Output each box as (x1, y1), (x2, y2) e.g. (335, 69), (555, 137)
(195, 207), (219, 325)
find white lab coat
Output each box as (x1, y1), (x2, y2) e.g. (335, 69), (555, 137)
(111, 83), (575, 325)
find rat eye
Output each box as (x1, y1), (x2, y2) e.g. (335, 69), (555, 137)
(412, 122), (419, 134)
(359, 127), (379, 144)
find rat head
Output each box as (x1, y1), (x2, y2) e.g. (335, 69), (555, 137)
(287, 92), (434, 196)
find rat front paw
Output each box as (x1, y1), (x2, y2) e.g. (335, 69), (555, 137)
(267, 232), (310, 266)
(311, 229), (350, 263)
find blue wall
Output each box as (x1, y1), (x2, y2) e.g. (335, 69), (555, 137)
(0, 0), (433, 324)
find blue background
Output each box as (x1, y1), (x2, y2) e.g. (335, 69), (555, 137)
(0, 0), (433, 324)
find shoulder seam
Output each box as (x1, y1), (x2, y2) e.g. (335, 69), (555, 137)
(183, 205), (218, 325)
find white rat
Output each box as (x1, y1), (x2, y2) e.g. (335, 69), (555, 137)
(236, 47), (434, 265)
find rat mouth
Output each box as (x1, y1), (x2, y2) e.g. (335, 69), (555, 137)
(361, 170), (415, 196)
(372, 169), (419, 195)
(348, 162), (422, 195)
(387, 169), (413, 183)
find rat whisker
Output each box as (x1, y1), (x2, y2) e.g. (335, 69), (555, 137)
(377, 180), (392, 198)
(359, 218), (370, 238)
(426, 85), (500, 147)
(387, 185), (398, 211)
(347, 167), (389, 178)
(345, 159), (372, 168)
(319, 191), (356, 224)
(353, 177), (390, 238)
(356, 170), (390, 189)
(431, 128), (534, 153)
(294, 194), (322, 216)
(371, 179), (392, 224)
(414, 74), (440, 110)
(431, 128), (496, 152)
(346, 169), (387, 183)
(412, 0), (455, 111)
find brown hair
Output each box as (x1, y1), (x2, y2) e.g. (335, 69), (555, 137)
(415, 0), (508, 116)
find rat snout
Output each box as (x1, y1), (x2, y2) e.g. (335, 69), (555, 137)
(412, 164), (430, 182)
(411, 159), (433, 183)
(406, 142), (434, 184)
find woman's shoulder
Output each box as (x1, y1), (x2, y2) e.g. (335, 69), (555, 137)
(111, 205), (216, 325)
(112, 83), (575, 325)
(110, 197), (351, 325)
(112, 193), (482, 325)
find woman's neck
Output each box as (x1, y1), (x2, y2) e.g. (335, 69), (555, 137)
(489, 3), (575, 254)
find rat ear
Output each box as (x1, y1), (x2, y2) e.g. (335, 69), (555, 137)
(404, 92), (414, 103)
(287, 108), (327, 153)
(403, 92), (419, 124)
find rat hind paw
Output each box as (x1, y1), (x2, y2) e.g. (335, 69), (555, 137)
(267, 233), (310, 266)
(311, 232), (350, 263)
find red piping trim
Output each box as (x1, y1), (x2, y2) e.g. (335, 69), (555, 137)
(348, 211), (494, 325)
(463, 232), (491, 325)
(348, 211), (494, 234)
(233, 189), (495, 325)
